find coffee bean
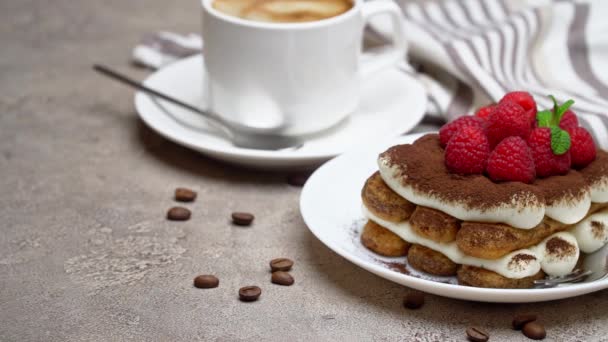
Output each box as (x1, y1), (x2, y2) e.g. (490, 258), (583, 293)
(232, 212), (254, 226)
(271, 271), (294, 286)
(239, 285), (261, 302)
(287, 173), (310, 187)
(522, 322), (546, 340)
(466, 326), (489, 342)
(270, 258), (293, 272)
(193, 275), (219, 289)
(403, 291), (425, 309)
(167, 207), (191, 221)
(512, 313), (537, 330)
(175, 188), (197, 202)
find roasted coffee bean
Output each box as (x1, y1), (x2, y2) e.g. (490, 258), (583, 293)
(522, 322), (546, 340)
(239, 286), (262, 302)
(270, 258), (294, 272)
(512, 313), (537, 330)
(466, 326), (489, 342)
(271, 271), (294, 286)
(167, 207), (191, 221)
(193, 275), (219, 289)
(232, 212), (254, 226)
(403, 291), (425, 309)
(175, 188), (197, 202)
(287, 173), (310, 187)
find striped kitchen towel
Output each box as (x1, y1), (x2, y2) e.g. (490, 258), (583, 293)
(367, 0), (608, 148)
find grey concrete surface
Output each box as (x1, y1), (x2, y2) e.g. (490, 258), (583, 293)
(1, 1), (608, 341)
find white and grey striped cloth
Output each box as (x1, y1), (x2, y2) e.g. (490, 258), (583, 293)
(132, 0), (608, 148)
(368, 0), (608, 148)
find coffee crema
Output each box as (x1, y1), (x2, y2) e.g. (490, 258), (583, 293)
(212, 0), (353, 23)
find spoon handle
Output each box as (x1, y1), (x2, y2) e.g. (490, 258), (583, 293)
(93, 64), (209, 117)
(93, 64), (301, 150)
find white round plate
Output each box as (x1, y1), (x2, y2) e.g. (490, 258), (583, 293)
(300, 133), (608, 303)
(135, 55), (427, 169)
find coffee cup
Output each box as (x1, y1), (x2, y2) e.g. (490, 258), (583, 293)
(201, 0), (406, 136)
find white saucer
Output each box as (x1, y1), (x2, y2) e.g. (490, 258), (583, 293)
(135, 55), (427, 169)
(300, 133), (608, 303)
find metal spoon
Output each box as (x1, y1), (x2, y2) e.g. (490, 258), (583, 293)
(581, 242), (608, 282)
(93, 64), (302, 150)
(533, 243), (608, 288)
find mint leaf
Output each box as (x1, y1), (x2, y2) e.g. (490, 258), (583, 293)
(550, 127), (571, 155)
(555, 99), (574, 123)
(542, 95), (575, 126)
(549, 95), (559, 126)
(536, 110), (553, 127)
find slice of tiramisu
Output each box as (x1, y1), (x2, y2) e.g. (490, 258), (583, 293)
(361, 92), (608, 288)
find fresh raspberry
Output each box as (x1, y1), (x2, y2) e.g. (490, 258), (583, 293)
(439, 116), (486, 147)
(569, 127), (596, 168)
(500, 91), (537, 125)
(559, 110), (579, 131)
(527, 128), (571, 177)
(475, 104), (496, 120)
(486, 136), (536, 183)
(486, 100), (532, 148)
(444, 126), (490, 175)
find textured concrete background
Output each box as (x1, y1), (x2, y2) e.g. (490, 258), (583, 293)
(2, 0), (608, 341)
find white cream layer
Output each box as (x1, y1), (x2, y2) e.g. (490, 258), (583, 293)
(571, 209), (608, 253)
(378, 157), (594, 229)
(532, 232), (579, 276)
(364, 206), (551, 278)
(363, 206), (579, 279)
(544, 194), (591, 225)
(590, 177), (608, 203)
(378, 158), (544, 229)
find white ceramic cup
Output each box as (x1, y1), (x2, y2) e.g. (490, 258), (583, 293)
(201, 0), (407, 136)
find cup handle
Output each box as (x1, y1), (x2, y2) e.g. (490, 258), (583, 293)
(359, 0), (407, 79)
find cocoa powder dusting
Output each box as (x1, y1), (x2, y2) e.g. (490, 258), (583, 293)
(380, 134), (607, 211)
(380, 134), (543, 211)
(534, 171), (589, 205)
(381, 261), (410, 275)
(546, 237), (576, 259)
(579, 149), (608, 184)
(508, 254), (537, 272)
(591, 221), (606, 240)
(512, 254), (536, 263)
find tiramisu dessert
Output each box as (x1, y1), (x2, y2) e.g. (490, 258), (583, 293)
(361, 91), (608, 288)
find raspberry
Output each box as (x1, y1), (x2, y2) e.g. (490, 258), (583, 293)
(439, 116), (486, 147)
(527, 128), (571, 177)
(569, 127), (596, 168)
(444, 126), (490, 175)
(486, 100), (532, 148)
(486, 136), (536, 183)
(500, 91), (537, 125)
(475, 104), (496, 120)
(559, 110), (579, 131)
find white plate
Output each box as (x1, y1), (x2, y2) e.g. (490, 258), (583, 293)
(300, 133), (608, 302)
(135, 55), (427, 169)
